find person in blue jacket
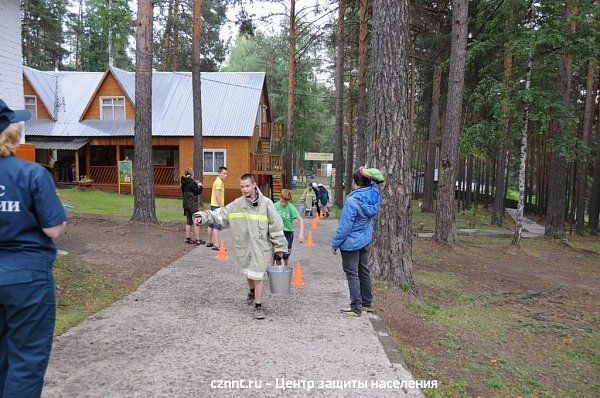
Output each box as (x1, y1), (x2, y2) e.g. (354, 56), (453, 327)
(330, 166), (384, 317)
(0, 99), (67, 398)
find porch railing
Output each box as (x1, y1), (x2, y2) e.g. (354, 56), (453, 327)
(154, 166), (178, 185)
(251, 154), (284, 174)
(89, 166), (178, 185)
(90, 166), (117, 184)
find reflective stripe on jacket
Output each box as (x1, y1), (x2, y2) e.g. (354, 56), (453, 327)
(194, 188), (288, 279)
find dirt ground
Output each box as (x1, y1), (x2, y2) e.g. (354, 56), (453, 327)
(52, 212), (200, 334)
(376, 235), (600, 397)
(55, 213), (195, 280)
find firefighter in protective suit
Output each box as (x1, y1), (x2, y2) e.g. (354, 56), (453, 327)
(194, 174), (288, 319)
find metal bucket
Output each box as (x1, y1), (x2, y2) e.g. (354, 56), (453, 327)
(267, 265), (293, 294)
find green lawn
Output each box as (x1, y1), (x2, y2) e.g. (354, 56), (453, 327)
(58, 188), (196, 222)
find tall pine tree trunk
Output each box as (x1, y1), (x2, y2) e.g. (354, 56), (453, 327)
(132, 0), (157, 224)
(345, 37), (357, 198)
(285, 0), (296, 188)
(576, 59), (595, 233)
(492, 42), (513, 225)
(422, 47), (442, 212)
(75, 0), (83, 70)
(355, 0), (368, 166)
(192, 0), (204, 182)
(433, 0), (469, 244)
(546, 0), (576, 238)
(369, 0), (416, 295)
(163, 0), (174, 71)
(334, 0), (346, 208)
(23, 0), (32, 66)
(589, 104), (600, 233)
(408, 26), (417, 172)
(513, 51), (533, 246)
(172, 0), (180, 70)
(466, 154), (473, 208)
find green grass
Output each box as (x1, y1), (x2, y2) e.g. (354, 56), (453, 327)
(384, 236), (600, 397)
(54, 254), (132, 335)
(58, 188), (197, 222)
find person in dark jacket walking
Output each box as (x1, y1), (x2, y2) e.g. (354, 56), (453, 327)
(317, 183), (330, 217)
(331, 166), (384, 317)
(181, 168), (205, 245)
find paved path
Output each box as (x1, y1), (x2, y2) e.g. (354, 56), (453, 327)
(43, 218), (423, 397)
(506, 208), (545, 237)
(416, 209), (546, 239)
(416, 229), (513, 238)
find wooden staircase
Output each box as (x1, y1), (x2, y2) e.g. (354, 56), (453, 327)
(252, 122), (285, 202)
(258, 139), (271, 154)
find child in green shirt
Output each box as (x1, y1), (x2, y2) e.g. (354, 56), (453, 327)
(273, 189), (305, 266)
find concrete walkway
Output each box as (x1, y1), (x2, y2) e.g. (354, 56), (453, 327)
(416, 209), (546, 239)
(506, 208), (545, 237)
(43, 218), (423, 397)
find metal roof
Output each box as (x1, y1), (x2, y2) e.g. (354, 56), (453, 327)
(23, 67), (105, 125)
(109, 68), (266, 137)
(23, 67), (58, 119)
(24, 67), (266, 138)
(26, 139), (90, 150)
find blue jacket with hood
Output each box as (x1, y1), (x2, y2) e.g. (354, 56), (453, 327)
(331, 182), (380, 251)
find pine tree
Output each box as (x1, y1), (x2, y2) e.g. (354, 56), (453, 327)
(369, 0), (416, 294)
(21, 0), (69, 69)
(132, 0), (158, 224)
(433, 0), (469, 244)
(80, 0), (135, 71)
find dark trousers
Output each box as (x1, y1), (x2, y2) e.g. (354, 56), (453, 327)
(0, 269), (56, 398)
(340, 245), (372, 313)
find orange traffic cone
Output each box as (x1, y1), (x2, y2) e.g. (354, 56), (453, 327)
(305, 230), (315, 247)
(217, 240), (228, 260)
(292, 261), (305, 286)
(311, 213), (319, 230)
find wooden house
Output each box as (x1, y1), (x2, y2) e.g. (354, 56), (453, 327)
(23, 66), (284, 201)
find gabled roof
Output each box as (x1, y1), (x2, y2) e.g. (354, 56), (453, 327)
(24, 66), (266, 138)
(23, 67), (58, 119)
(23, 66), (105, 124)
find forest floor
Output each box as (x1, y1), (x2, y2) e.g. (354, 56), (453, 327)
(377, 234), (600, 397)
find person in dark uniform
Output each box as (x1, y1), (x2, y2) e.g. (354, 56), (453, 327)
(180, 167), (205, 245)
(0, 99), (67, 398)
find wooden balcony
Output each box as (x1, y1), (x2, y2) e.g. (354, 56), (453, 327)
(271, 123), (284, 141)
(251, 154), (284, 175)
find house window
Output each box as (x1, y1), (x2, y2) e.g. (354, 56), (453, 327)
(100, 97), (126, 120)
(24, 96), (37, 119)
(203, 150), (226, 174)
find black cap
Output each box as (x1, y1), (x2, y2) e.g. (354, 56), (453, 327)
(0, 99), (32, 133)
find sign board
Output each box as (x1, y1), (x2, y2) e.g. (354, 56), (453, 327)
(118, 160), (133, 194)
(305, 152), (333, 161)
